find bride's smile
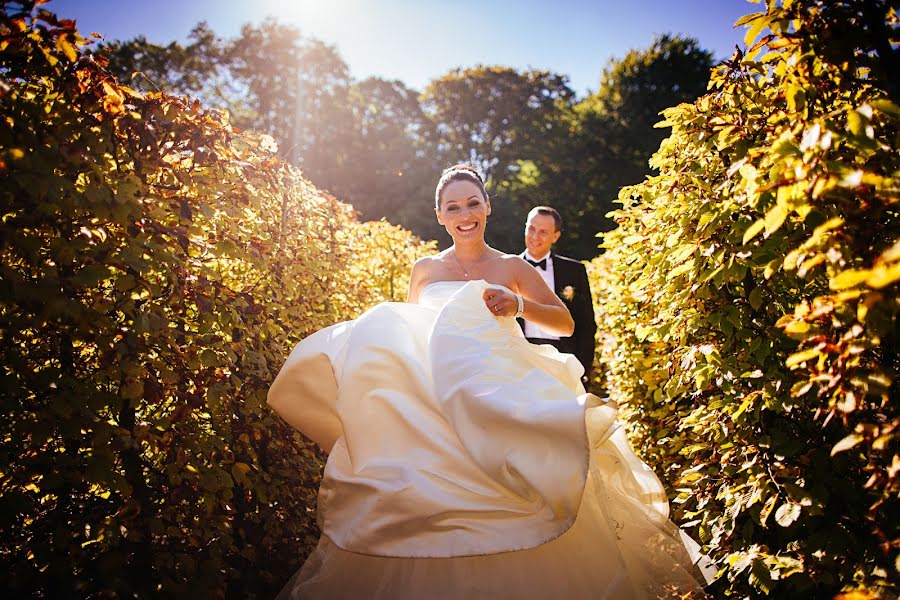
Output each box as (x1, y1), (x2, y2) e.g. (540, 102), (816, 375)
(436, 179), (491, 241)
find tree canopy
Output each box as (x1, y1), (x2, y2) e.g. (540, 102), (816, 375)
(102, 25), (717, 258)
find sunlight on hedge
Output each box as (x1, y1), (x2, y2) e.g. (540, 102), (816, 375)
(0, 5), (433, 597)
(590, 1), (898, 597)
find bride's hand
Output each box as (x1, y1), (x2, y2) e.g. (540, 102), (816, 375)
(482, 288), (518, 317)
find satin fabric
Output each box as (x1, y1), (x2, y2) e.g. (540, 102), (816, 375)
(268, 280), (710, 598)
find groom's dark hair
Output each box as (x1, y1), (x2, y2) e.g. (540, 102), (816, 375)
(528, 206), (563, 232)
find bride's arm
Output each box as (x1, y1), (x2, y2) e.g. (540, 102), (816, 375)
(483, 257), (574, 336)
(406, 258), (428, 304)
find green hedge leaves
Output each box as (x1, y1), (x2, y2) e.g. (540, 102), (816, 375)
(0, 4), (433, 597)
(591, 1), (898, 597)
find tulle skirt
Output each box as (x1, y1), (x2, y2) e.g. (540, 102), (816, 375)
(270, 282), (712, 599)
(277, 428), (710, 600)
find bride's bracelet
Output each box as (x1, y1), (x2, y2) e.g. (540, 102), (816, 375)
(514, 294), (524, 319)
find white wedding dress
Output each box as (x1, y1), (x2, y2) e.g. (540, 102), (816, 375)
(268, 280), (711, 599)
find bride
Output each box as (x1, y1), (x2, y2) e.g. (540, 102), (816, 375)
(267, 165), (711, 599)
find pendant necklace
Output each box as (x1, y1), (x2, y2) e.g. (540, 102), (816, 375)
(452, 248), (483, 278)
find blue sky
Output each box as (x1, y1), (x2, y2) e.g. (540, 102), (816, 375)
(54, 0), (756, 97)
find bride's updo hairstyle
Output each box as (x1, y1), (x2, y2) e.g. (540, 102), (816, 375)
(434, 164), (488, 209)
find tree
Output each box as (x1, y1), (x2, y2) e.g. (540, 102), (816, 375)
(586, 34), (714, 167)
(555, 34), (716, 258)
(422, 66), (575, 180)
(103, 19), (358, 196)
(102, 22), (223, 99)
(340, 77), (437, 229)
(421, 66), (576, 250)
(224, 19), (355, 184)
(98, 24), (717, 261)
(453, 36), (717, 260)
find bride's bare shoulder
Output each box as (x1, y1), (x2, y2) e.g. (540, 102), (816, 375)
(412, 252), (447, 274)
(495, 252), (529, 270)
(417, 251), (450, 263)
(409, 254), (447, 301)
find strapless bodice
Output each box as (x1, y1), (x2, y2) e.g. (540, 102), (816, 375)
(418, 280), (466, 310)
(419, 279), (514, 311)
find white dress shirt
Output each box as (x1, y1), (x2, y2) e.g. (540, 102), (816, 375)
(523, 251), (559, 340)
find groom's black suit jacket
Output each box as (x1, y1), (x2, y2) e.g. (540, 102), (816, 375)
(517, 252), (597, 381)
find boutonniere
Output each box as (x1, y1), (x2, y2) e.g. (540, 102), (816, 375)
(562, 285), (575, 301)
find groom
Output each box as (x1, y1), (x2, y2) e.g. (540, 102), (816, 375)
(518, 206), (597, 384)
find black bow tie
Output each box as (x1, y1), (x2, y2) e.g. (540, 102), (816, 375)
(527, 258), (547, 270)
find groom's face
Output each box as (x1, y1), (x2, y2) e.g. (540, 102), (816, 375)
(525, 213), (560, 259)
